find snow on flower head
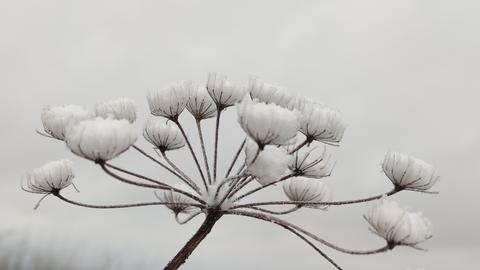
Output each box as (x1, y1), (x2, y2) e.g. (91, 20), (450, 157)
(95, 97), (137, 123)
(248, 76), (296, 108)
(382, 151), (439, 192)
(21, 159), (75, 194)
(206, 72), (246, 108)
(300, 101), (346, 145)
(364, 198), (433, 247)
(245, 139), (292, 186)
(147, 80), (192, 119)
(186, 85), (217, 120)
(283, 178), (332, 209)
(41, 105), (93, 140)
(143, 118), (185, 152)
(237, 96), (300, 147)
(288, 146), (334, 178)
(65, 117), (137, 162)
(155, 184), (196, 214)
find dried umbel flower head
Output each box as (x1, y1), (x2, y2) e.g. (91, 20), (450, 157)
(382, 151), (439, 192)
(245, 139), (292, 186)
(206, 72), (246, 108)
(21, 159), (75, 194)
(248, 76), (296, 108)
(65, 117), (137, 162)
(283, 178), (332, 209)
(237, 96), (300, 147)
(41, 105), (92, 140)
(155, 185), (196, 214)
(186, 86), (217, 120)
(364, 198), (433, 247)
(300, 102), (346, 145)
(143, 118), (185, 152)
(147, 80), (192, 119)
(95, 97), (137, 123)
(289, 146), (334, 179)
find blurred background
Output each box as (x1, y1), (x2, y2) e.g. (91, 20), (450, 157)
(0, 0), (479, 269)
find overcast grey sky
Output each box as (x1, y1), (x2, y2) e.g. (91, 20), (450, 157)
(1, 0), (479, 269)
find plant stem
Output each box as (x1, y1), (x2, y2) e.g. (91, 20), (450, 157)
(225, 138), (246, 178)
(164, 210), (222, 270)
(213, 109), (222, 183)
(196, 120), (212, 184)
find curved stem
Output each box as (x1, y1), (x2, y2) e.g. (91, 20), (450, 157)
(225, 138), (246, 178)
(33, 193), (51, 210)
(99, 162), (205, 204)
(131, 145), (191, 183)
(246, 205), (301, 215)
(213, 109), (222, 183)
(226, 210), (391, 256)
(175, 210), (203, 225)
(224, 210), (342, 270)
(196, 120), (212, 184)
(54, 192), (204, 209)
(233, 188), (400, 209)
(164, 211), (222, 270)
(105, 163), (169, 187)
(160, 150), (200, 192)
(172, 119), (208, 191)
(234, 173), (295, 202)
(288, 137), (311, 154)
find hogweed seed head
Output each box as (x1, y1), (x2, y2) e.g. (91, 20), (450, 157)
(41, 105), (93, 140)
(186, 85), (217, 120)
(147, 81), (191, 119)
(206, 72), (246, 108)
(95, 97), (137, 123)
(283, 178), (332, 209)
(143, 118), (185, 152)
(22, 159), (75, 194)
(65, 117), (137, 162)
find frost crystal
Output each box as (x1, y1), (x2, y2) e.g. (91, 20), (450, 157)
(206, 72), (246, 108)
(65, 117), (137, 162)
(245, 139), (292, 186)
(95, 97), (137, 123)
(300, 102), (346, 145)
(143, 118), (185, 152)
(186, 85), (217, 120)
(147, 81), (191, 119)
(21, 159), (75, 194)
(364, 198), (433, 246)
(237, 96), (299, 147)
(248, 76), (296, 108)
(382, 151), (438, 192)
(289, 146), (334, 178)
(41, 105), (92, 140)
(283, 178), (332, 209)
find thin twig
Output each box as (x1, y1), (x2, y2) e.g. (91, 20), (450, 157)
(213, 109), (222, 182)
(173, 119), (208, 191)
(196, 120), (213, 184)
(246, 205), (301, 215)
(225, 138), (246, 177)
(105, 163), (169, 187)
(234, 173), (296, 202)
(159, 150), (200, 192)
(232, 188), (400, 209)
(288, 137), (311, 154)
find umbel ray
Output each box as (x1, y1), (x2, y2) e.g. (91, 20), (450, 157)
(24, 73), (439, 269)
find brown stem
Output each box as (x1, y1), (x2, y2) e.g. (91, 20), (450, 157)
(164, 210), (222, 270)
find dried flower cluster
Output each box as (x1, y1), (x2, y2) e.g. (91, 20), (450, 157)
(24, 73), (439, 270)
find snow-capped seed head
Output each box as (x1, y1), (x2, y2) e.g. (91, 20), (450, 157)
(364, 198), (433, 247)
(147, 80), (191, 119)
(300, 102), (346, 145)
(248, 76), (295, 108)
(41, 105), (93, 140)
(155, 185), (196, 214)
(237, 96), (300, 147)
(65, 117), (137, 162)
(288, 146), (334, 179)
(382, 151), (439, 192)
(143, 118), (185, 152)
(186, 85), (217, 120)
(21, 159), (75, 194)
(283, 178), (332, 209)
(245, 139), (292, 186)
(206, 72), (246, 108)
(95, 97), (137, 123)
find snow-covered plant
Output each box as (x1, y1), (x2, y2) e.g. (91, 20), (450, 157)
(24, 73), (439, 270)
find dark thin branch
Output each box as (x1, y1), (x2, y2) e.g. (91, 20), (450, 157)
(288, 137), (311, 154)
(172, 119), (208, 191)
(105, 163), (169, 187)
(246, 205), (301, 215)
(196, 120), (213, 184)
(213, 109), (222, 182)
(225, 138), (246, 178)
(233, 188), (400, 209)
(54, 192), (204, 209)
(159, 150), (200, 192)
(234, 173), (296, 202)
